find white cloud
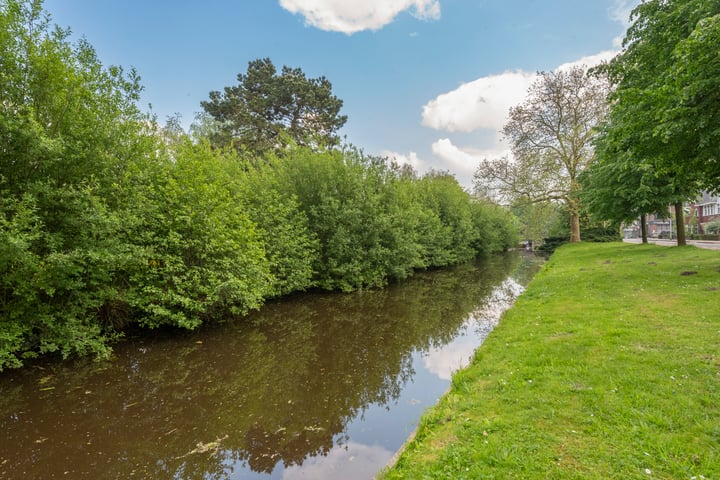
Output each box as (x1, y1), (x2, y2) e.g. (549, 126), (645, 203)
(610, 0), (640, 28)
(371, 2), (637, 191)
(380, 150), (428, 173)
(381, 140), (506, 189)
(279, 0), (440, 34)
(421, 70), (536, 133)
(609, 0), (641, 46)
(282, 442), (393, 480)
(423, 337), (476, 381)
(422, 48), (620, 190)
(431, 138), (479, 167)
(422, 51), (617, 138)
(430, 138), (508, 189)
(431, 139), (478, 187)
(556, 49), (619, 71)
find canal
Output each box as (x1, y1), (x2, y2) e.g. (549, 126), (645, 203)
(0, 252), (544, 479)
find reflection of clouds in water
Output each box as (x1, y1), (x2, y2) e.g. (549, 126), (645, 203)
(424, 278), (525, 381)
(471, 278), (524, 332)
(423, 339), (477, 380)
(282, 442), (393, 480)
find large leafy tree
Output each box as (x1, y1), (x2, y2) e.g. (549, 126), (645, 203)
(473, 66), (609, 242)
(595, 0), (720, 245)
(581, 150), (695, 244)
(669, 12), (720, 185)
(201, 58), (347, 153)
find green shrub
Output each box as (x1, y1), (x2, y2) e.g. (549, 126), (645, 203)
(582, 225), (622, 242)
(704, 218), (720, 234)
(124, 141), (271, 328)
(0, 183), (130, 369)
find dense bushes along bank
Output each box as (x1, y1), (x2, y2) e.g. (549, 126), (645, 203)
(0, 1), (517, 369)
(0, 140), (518, 371)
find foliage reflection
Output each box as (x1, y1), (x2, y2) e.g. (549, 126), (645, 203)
(0, 253), (543, 479)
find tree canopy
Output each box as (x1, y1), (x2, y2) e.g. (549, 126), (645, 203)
(600, 0), (720, 191)
(0, 0), (157, 366)
(580, 147), (695, 243)
(587, 0), (720, 245)
(201, 58), (347, 154)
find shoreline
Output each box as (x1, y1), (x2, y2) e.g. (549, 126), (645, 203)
(380, 242), (720, 479)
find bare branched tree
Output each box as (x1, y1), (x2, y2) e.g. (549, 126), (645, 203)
(474, 66), (609, 242)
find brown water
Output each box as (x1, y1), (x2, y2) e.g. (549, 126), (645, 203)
(0, 252), (544, 479)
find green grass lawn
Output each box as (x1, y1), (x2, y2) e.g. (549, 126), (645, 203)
(380, 242), (720, 479)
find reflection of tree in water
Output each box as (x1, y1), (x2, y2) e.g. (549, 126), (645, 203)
(510, 252), (547, 286)
(241, 421), (339, 473)
(0, 253), (538, 479)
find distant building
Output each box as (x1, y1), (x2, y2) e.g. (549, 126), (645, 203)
(624, 192), (720, 238)
(646, 212), (673, 238)
(695, 192), (720, 233)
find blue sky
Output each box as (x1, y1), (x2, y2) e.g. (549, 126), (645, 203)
(45, 0), (639, 188)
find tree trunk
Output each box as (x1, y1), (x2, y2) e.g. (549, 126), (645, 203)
(640, 213), (648, 244)
(674, 201), (686, 246)
(570, 211), (581, 242)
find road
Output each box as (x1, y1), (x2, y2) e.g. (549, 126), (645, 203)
(623, 238), (720, 250)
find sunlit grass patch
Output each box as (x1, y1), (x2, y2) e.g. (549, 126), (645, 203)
(380, 242), (720, 479)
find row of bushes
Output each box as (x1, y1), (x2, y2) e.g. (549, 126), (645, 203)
(0, 100), (519, 368)
(0, 139), (518, 370)
(536, 225), (622, 253)
(688, 233), (720, 241)
(0, 0), (517, 369)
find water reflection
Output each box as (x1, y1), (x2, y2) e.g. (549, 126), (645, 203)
(423, 277), (524, 380)
(282, 442), (394, 480)
(0, 253), (544, 479)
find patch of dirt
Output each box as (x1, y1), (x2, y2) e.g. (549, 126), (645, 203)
(647, 262), (657, 266)
(680, 271), (698, 276)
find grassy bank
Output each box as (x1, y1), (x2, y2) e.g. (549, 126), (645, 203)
(381, 242), (719, 479)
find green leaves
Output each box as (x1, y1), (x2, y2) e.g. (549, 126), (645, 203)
(602, 0), (720, 191)
(235, 158), (318, 297)
(275, 147), (400, 291)
(0, 0), (518, 370)
(0, 181), (128, 368)
(124, 140), (272, 328)
(274, 148), (518, 291)
(585, 0), (720, 241)
(0, 1), (148, 194)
